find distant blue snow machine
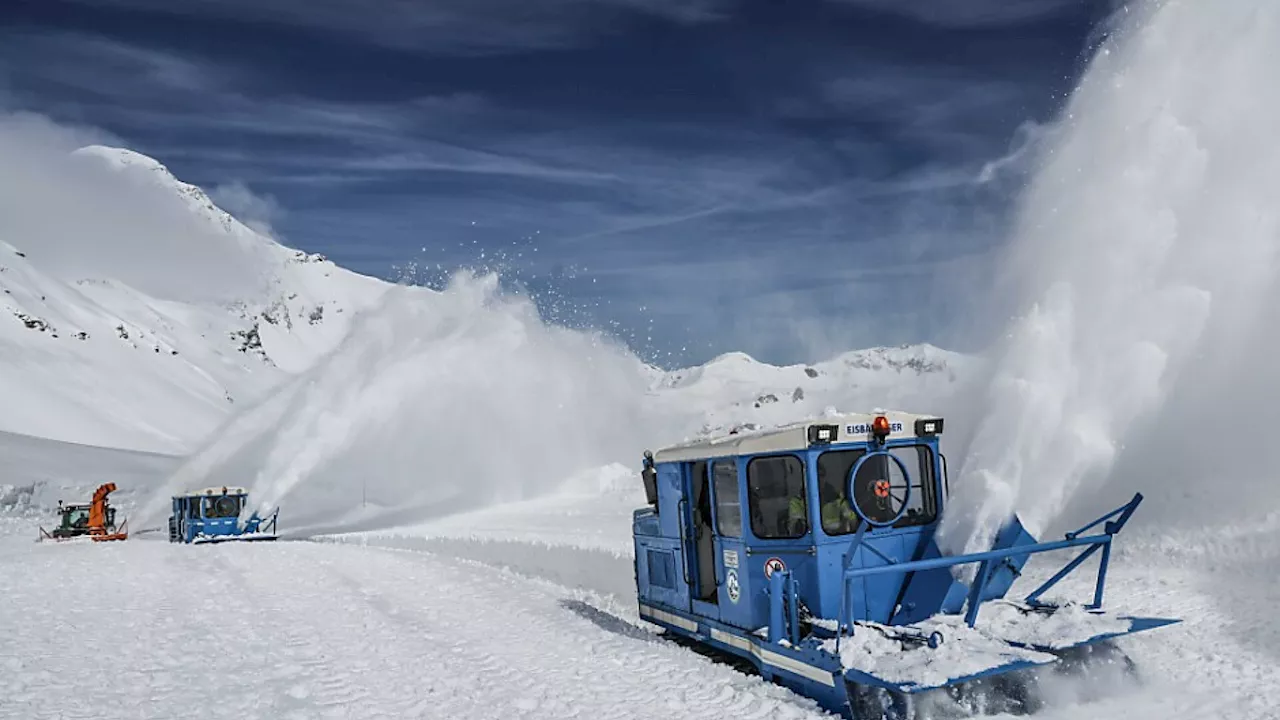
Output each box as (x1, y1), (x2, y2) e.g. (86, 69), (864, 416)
(167, 486), (279, 544)
(632, 411), (1178, 719)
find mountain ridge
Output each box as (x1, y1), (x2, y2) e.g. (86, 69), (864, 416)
(0, 145), (390, 453)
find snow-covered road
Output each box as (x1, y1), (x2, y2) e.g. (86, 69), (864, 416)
(0, 536), (830, 720)
(3, 516), (1276, 720)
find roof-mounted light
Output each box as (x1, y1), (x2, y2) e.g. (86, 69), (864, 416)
(807, 424), (839, 445)
(871, 415), (892, 439)
(914, 418), (945, 437)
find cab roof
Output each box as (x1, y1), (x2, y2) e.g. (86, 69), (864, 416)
(174, 486), (249, 499)
(651, 410), (942, 464)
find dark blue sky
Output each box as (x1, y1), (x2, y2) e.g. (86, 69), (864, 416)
(0, 0), (1114, 367)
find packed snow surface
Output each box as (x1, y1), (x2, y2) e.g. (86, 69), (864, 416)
(825, 621), (1057, 690)
(820, 601), (1138, 689)
(980, 601), (1136, 650)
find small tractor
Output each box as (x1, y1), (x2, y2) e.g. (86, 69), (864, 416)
(39, 482), (129, 542)
(167, 485), (279, 544)
(631, 410), (1178, 719)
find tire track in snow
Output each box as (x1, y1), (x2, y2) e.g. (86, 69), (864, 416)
(306, 542), (831, 720)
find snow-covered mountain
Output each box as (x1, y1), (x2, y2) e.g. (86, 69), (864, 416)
(1, 141), (974, 528)
(0, 146), (389, 454)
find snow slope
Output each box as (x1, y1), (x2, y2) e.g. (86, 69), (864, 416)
(0, 429), (179, 539)
(0, 138), (389, 454)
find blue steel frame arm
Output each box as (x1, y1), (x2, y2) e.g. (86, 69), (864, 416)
(840, 493), (1144, 631)
(261, 507), (279, 534)
(246, 506), (280, 535)
(1064, 492), (1143, 539)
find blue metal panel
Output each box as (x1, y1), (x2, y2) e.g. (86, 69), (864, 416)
(648, 549), (677, 588)
(637, 599), (850, 718)
(715, 536), (751, 628)
(812, 542), (848, 621)
(635, 535), (689, 611)
(977, 514), (1038, 602)
(891, 535), (970, 624)
(655, 463), (684, 539)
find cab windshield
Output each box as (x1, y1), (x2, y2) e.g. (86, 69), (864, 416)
(60, 507), (90, 529)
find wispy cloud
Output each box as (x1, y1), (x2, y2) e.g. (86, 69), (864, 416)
(823, 0), (1097, 27)
(51, 0), (732, 54)
(0, 8), (1072, 364)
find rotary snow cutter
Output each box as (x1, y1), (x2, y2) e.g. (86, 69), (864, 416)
(39, 482), (129, 542)
(167, 486), (279, 544)
(631, 411), (1179, 719)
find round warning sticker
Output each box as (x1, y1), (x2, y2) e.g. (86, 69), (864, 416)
(764, 557), (786, 579)
(726, 569), (740, 603)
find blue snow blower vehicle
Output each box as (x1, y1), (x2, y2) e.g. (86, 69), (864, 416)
(167, 486), (280, 544)
(632, 411), (1178, 719)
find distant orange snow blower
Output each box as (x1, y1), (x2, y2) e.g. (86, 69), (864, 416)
(38, 482), (129, 542)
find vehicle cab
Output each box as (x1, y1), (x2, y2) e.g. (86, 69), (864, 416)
(48, 502), (101, 539)
(633, 411), (949, 635)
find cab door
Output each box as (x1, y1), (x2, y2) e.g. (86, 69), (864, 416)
(709, 459), (749, 626)
(688, 461), (721, 620)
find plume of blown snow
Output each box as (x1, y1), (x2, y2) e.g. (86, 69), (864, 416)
(940, 0), (1280, 553)
(137, 271), (660, 535)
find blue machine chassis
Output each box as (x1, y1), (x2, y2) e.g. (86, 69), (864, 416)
(636, 493), (1180, 719)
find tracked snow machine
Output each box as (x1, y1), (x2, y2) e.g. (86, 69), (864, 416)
(167, 486), (279, 544)
(631, 411), (1178, 719)
(39, 482), (130, 542)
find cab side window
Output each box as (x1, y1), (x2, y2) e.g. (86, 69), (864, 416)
(712, 460), (742, 538)
(747, 455), (808, 539)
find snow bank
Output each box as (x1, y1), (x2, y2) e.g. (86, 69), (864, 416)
(941, 0), (1280, 552)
